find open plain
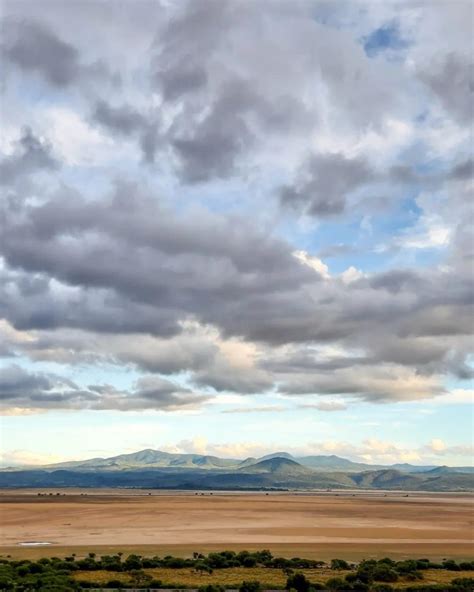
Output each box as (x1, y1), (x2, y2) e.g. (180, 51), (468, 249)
(0, 490), (473, 561)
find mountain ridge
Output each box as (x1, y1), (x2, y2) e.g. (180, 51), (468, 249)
(1, 448), (473, 491)
(2, 448), (472, 474)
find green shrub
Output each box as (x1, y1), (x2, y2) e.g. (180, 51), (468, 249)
(286, 572), (311, 592)
(239, 580), (262, 592)
(331, 559), (350, 570)
(198, 585), (226, 592)
(325, 577), (348, 591)
(371, 585), (394, 592)
(372, 566), (398, 583)
(105, 580), (124, 588)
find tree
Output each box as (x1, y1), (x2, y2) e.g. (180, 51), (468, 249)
(195, 561), (213, 576)
(331, 559), (349, 570)
(286, 572), (311, 592)
(129, 569), (152, 587)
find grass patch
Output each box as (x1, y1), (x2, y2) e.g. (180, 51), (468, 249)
(73, 567), (474, 589)
(74, 567), (348, 588)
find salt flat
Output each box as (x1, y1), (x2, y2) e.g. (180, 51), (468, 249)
(1, 490), (473, 560)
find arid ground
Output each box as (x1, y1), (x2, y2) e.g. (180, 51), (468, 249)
(1, 490), (473, 560)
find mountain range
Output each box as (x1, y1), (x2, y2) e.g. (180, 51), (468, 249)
(1, 449), (473, 492)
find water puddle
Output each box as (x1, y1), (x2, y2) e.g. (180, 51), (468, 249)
(17, 541), (52, 547)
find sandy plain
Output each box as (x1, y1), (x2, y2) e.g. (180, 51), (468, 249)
(0, 490), (473, 561)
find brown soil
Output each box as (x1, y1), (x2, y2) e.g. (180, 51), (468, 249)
(1, 490), (473, 560)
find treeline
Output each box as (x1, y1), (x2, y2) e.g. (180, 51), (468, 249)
(293, 558), (474, 591)
(0, 551), (473, 591)
(8, 550), (473, 573)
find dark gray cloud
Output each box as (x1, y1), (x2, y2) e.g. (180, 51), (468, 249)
(0, 365), (210, 412)
(193, 362), (272, 395)
(170, 81), (256, 182)
(279, 153), (372, 217)
(419, 53), (474, 124)
(0, 364), (73, 399)
(0, 128), (59, 186)
(0, 183), (317, 344)
(92, 101), (146, 135)
(91, 100), (161, 163)
(2, 19), (111, 89)
(2, 19), (81, 87)
(0, 177), (472, 404)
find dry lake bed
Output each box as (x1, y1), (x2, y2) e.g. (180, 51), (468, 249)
(1, 489), (473, 561)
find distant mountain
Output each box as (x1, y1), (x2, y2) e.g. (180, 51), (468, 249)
(296, 454), (375, 472)
(1, 449), (472, 492)
(238, 457), (258, 468)
(352, 469), (423, 490)
(240, 457), (313, 475)
(259, 452), (295, 461)
(46, 449), (241, 471)
(389, 463), (437, 473)
(1, 465), (472, 491)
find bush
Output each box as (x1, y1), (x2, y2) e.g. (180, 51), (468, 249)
(331, 559), (350, 570)
(443, 560), (461, 571)
(198, 585), (226, 592)
(458, 562), (474, 570)
(372, 586), (394, 592)
(450, 577), (474, 591)
(405, 571), (424, 581)
(286, 572), (311, 592)
(372, 566), (398, 583)
(239, 580), (262, 592)
(351, 581), (370, 592)
(396, 560), (420, 574)
(243, 556), (258, 567)
(325, 577), (347, 591)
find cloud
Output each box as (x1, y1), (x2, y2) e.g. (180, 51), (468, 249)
(293, 250), (330, 279)
(91, 100), (161, 163)
(2, 19), (81, 87)
(0, 175), (471, 403)
(0, 0), (471, 415)
(2, 18), (110, 89)
(304, 438), (474, 465)
(222, 405), (286, 414)
(0, 364), (211, 414)
(298, 401), (348, 412)
(155, 436), (474, 465)
(0, 128), (59, 185)
(419, 53), (474, 124)
(279, 153), (372, 217)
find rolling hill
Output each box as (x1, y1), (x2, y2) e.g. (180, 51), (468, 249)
(0, 451), (472, 491)
(14, 448), (470, 475)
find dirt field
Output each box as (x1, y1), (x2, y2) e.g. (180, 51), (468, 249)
(1, 490), (473, 561)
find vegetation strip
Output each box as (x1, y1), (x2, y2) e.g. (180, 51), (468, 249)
(1, 549), (473, 591)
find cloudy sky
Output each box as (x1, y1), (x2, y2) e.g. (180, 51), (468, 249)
(0, 0), (473, 468)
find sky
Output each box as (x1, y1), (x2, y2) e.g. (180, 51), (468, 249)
(0, 0), (473, 468)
